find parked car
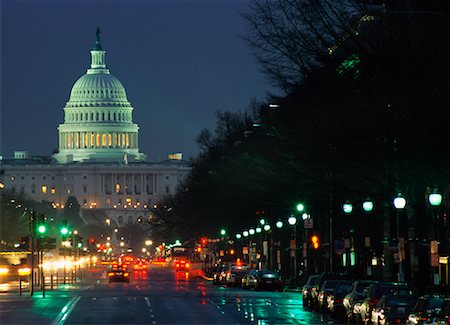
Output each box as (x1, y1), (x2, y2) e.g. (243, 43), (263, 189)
(256, 270), (284, 291)
(407, 295), (448, 325)
(311, 272), (351, 309)
(371, 293), (418, 325)
(343, 280), (378, 323)
(302, 274), (319, 308)
(212, 264), (229, 285)
(327, 281), (353, 317)
(432, 298), (450, 325)
(359, 282), (416, 324)
(318, 280), (346, 312)
(225, 265), (250, 287)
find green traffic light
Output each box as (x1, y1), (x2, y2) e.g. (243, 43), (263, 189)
(77, 242), (82, 248)
(38, 225), (46, 234)
(61, 227), (69, 235)
(220, 229), (226, 236)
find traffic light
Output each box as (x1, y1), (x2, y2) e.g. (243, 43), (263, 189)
(37, 214), (47, 235)
(220, 229), (226, 236)
(311, 235), (319, 249)
(29, 210), (36, 233)
(61, 220), (69, 238)
(201, 237), (207, 246)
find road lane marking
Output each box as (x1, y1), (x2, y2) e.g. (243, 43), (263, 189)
(51, 296), (81, 325)
(144, 296), (151, 307)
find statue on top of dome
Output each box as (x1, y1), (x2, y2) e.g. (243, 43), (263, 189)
(92, 26), (103, 51)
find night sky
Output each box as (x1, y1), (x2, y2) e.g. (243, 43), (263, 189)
(1, 0), (274, 162)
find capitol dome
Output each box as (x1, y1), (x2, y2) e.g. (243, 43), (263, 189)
(68, 73), (128, 103)
(53, 28), (147, 164)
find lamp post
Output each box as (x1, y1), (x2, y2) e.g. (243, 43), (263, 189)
(288, 215), (297, 287)
(393, 193), (407, 282)
(428, 190), (443, 285)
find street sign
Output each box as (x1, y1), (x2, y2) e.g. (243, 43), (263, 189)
(303, 218), (313, 229)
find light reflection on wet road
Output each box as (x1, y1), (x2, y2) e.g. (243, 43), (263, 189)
(63, 266), (342, 324)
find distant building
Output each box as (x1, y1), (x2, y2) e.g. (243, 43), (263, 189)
(0, 30), (190, 227)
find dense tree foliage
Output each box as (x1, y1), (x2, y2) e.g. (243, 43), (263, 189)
(154, 1), (449, 243)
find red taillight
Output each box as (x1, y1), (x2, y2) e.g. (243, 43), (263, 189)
(185, 263), (190, 268)
(176, 264), (179, 267)
(421, 317), (428, 321)
(335, 299), (342, 303)
(393, 319), (402, 324)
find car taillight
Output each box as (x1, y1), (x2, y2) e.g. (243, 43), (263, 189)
(108, 272), (114, 276)
(335, 299), (342, 303)
(124, 273), (129, 277)
(185, 263), (190, 268)
(176, 264), (179, 267)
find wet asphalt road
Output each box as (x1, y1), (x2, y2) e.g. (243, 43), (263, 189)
(62, 266), (343, 325)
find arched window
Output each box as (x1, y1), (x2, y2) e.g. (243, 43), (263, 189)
(96, 133), (100, 147)
(102, 133), (107, 147)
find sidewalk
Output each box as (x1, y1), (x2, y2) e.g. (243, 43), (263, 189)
(0, 268), (101, 324)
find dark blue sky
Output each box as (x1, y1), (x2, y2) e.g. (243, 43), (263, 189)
(1, 0), (274, 161)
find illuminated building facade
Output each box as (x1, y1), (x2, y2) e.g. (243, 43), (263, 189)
(0, 30), (190, 227)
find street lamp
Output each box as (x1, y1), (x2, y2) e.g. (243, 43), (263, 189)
(255, 227), (262, 233)
(249, 228), (255, 235)
(429, 192), (443, 207)
(259, 219), (266, 225)
(243, 231), (249, 237)
(296, 203), (305, 213)
(393, 193), (407, 282)
(145, 240), (153, 246)
(343, 201), (353, 214)
(428, 190), (442, 285)
(288, 216), (297, 226)
(362, 198), (375, 213)
(288, 215), (297, 287)
(276, 220), (283, 228)
(236, 233), (242, 239)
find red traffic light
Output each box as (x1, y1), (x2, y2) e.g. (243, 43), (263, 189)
(201, 238), (207, 246)
(311, 235), (319, 249)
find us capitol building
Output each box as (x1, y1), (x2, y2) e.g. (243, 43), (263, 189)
(0, 30), (191, 227)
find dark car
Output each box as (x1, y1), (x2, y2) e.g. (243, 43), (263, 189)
(359, 282), (416, 324)
(302, 274), (319, 308)
(212, 264), (229, 285)
(311, 272), (351, 309)
(407, 295), (448, 325)
(371, 293), (418, 325)
(174, 259), (190, 272)
(225, 265), (250, 287)
(108, 267), (130, 283)
(343, 280), (378, 323)
(242, 269), (283, 291)
(431, 298), (450, 325)
(327, 281), (353, 317)
(318, 280), (346, 312)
